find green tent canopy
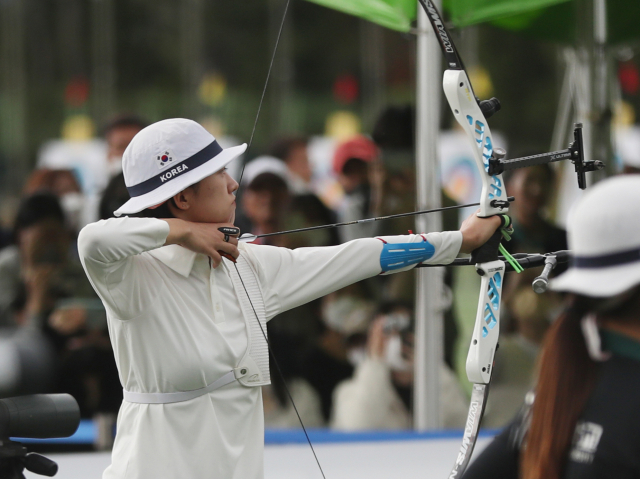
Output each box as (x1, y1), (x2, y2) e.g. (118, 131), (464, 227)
(305, 0), (640, 45)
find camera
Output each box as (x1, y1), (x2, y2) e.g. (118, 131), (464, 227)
(0, 394), (80, 479)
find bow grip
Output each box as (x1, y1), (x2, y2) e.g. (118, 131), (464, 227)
(470, 215), (508, 265)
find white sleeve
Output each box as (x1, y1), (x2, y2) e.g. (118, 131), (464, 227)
(242, 238), (383, 320)
(242, 231), (462, 320)
(77, 217), (170, 318)
(78, 217), (170, 266)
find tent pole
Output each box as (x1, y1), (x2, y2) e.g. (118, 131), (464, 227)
(414, 0), (444, 431)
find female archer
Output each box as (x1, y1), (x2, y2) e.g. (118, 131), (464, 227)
(78, 118), (500, 479)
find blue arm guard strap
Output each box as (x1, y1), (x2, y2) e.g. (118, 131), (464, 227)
(379, 239), (435, 272)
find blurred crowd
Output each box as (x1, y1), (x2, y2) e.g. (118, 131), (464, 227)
(9, 104), (633, 449)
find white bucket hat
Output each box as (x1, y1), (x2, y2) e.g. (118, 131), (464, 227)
(241, 155), (289, 186)
(114, 118), (246, 216)
(550, 174), (640, 297)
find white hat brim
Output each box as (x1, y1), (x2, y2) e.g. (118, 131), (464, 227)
(550, 261), (640, 297)
(114, 143), (247, 216)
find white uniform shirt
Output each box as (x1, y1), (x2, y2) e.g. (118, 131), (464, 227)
(78, 217), (462, 479)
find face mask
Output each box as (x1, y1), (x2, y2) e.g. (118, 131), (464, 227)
(385, 335), (412, 372)
(347, 347), (367, 367)
(60, 192), (85, 231)
(107, 156), (123, 178)
(381, 312), (411, 333)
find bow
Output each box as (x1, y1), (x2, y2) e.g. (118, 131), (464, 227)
(417, 2), (509, 476)
(417, 1), (603, 476)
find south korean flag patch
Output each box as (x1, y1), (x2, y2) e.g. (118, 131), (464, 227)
(156, 150), (174, 169)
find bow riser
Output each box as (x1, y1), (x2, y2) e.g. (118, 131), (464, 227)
(467, 260), (505, 384)
(443, 70), (507, 217)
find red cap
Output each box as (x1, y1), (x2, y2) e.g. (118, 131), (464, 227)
(332, 136), (379, 174)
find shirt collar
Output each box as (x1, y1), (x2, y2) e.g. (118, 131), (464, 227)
(148, 245), (199, 277)
(601, 328), (640, 362)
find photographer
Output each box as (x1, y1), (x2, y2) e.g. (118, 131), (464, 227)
(0, 193), (70, 396)
(330, 301), (467, 430)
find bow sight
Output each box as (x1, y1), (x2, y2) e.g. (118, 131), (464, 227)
(487, 123), (605, 190)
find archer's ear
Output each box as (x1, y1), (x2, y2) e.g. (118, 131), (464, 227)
(172, 190), (191, 211)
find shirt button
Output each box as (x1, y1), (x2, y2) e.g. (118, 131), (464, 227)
(215, 304), (221, 312)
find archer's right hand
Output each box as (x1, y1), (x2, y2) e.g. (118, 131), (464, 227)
(163, 219), (239, 268)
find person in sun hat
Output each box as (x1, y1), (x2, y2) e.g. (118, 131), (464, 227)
(77, 118), (501, 479)
(461, 174), (640, 479)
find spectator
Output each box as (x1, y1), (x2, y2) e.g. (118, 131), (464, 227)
(0, 194), (69, 396)
(103, 115), (148, 180)
(501, 164), (567, 335)
(238, 169), (290, 243)
(262, 321), (324, 428)
(503, 164), (567, 256)
(23, 169), (84, 234)
(277, 194), (340, 249)
(98, 172), (129, 220)
(0, 193), (67, 327)
(301, 285), (375, 423)
(0, 193), (93, 397)
(0, 192), (119, 437)
(330, 301), (468, 430)
(80, 115), (148, 226)
(269, 136), (314, 194)
(333, 136), (384, 243)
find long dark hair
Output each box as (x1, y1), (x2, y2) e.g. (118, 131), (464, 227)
(522, 289), (640, 479)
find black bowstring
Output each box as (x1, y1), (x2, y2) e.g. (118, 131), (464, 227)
(233, 263), (327, 479)
(232, 0), (327, 477)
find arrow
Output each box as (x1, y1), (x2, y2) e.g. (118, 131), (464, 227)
(238, 196), (515, 243)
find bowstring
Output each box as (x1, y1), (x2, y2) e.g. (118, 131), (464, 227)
(237, 0), (292, 187)
(233, 263), (327, 479)
(232, 1), (327, 477)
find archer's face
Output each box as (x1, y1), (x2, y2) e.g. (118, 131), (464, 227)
(175, 168), (239, 224)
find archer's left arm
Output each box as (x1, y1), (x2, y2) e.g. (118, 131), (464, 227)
(375, 231), (462, 275)
(241, 231), (462, 320)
